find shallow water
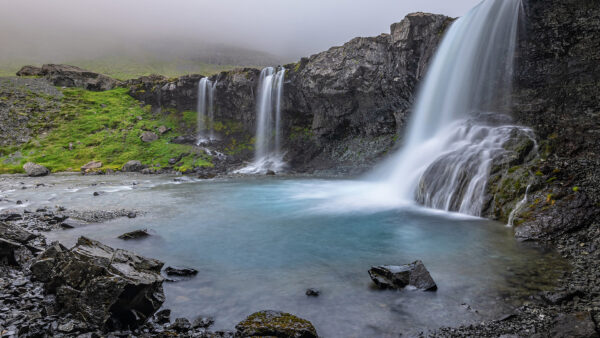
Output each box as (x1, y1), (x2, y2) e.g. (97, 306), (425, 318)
(0, 174), (566, 337)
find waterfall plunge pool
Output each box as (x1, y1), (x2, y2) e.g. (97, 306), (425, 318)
(1, 174), (567, 337)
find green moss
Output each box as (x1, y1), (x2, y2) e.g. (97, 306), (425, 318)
(0, 87), (210, 173)
(573, 186), (580, 192)
(535, 170), (544, 176)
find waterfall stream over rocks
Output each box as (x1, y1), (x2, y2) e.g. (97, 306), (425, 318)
(197, 77), (217, 144)
(238, 67), (286, 174)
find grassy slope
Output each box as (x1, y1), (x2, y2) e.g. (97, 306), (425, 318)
(0, 87), (210, 174)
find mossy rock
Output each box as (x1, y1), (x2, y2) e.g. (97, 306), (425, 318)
(235, 310), (318, 338)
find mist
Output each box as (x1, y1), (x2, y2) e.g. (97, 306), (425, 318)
(0, 0), (481, 65)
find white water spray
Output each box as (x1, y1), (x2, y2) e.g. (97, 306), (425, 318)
(507, 184), (531, 227)
(238, 67), (286, 174)
(197, 77), (217, 144)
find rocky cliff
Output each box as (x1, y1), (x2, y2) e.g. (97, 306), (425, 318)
(127, 13), (452, 172)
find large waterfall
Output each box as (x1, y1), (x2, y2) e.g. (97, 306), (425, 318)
(197, 77), (217, 144)
(370, 0), (525, 216)
(238, 67), (286, 173)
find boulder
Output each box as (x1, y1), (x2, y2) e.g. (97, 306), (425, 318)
(23, 162), (49, 177)
(118, 229), (151, 240)
(81, 161), (102, 172)
(35, 236), (165, 330)
(550, 312), (598, 338)
(157, 125), (171, 134)
(235, 310), (318, 338)
(140, 131), (158, 142)
(16, 65), (43, 77)
(121, 160), (145, 172)
(170, 135), (196, 144)
(40, 64), (119, 91)
(192, 316), (214, 329)
(305, 288), (320, 297)
(368, 260), (437, 291)
(170, 318), (191, 332)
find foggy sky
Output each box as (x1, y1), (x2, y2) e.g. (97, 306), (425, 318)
(0, 0), (481, 63)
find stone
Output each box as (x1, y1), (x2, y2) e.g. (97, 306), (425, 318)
(40, 64), (120, 91)
(170, 135), (196, 144)
(305, 288), (320, 297)
(368, 260), (437, 291)
(118, 229), (150, 240)
(36, 236), (165, 330)
(81, 161), (102, 171)
(140, 132), (158, 142)
(163, 266), (198, 277)
(121, 160), (145, 172)
(550, 312), (598, 338)
(23, 162), (49, 177)
(235, 310), (318, 338)
(16, 65), (43, 77)
(0, 237), (23, 266)
(266, 170), (276, 176)
(192, 316), (214, 329)
(157, 126), (171, 134)
(154, 309), (171, 324)
(170, 318), (191, 332)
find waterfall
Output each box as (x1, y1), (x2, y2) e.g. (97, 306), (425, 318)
(361, 0), (525, 216)
(238, 66), (286, 174)
(507, 184), (531, 227)
(197, 77), (217, 144)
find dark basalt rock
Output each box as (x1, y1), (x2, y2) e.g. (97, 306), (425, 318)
(16, 65), (43, 76)
(121, 160), (146, 172)
(170, 317), (191, 332)
(305, 288), (320, 297)
(40, 64), (120, 91)
(34, 236), (165, 330)
(235, 310), (318, 338)
(153, 309), (171, 324)
(118, 229), (151, 240)
(369, 260), (437, 291)
(550, 312), (598, 338)
(193, 316), (215, 329)
(164, 266), (198, 277)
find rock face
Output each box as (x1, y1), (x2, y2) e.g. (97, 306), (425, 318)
(38, 64), (120, 91)
(23, 162), (49, 177)
(235, 310), (318, 338)
(368, 260), (437, 291)
(483, 0), (600, 240)
(127, 13), (451, 173)
(32, 237), (165, 330)
(122, 160), (145, 172)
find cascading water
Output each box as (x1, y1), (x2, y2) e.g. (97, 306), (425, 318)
(238, 66), (286, 173)
(364, 0), (526, 216)
(197, 77), (217, 144)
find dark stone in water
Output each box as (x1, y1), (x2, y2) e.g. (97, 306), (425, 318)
(118, 229), (150, 240)
(192, 316), (214, 329)
(92, 191), (101, 196)
(154, 309), (171, 324)
(305, 288), (320, 297)
(266, 170), (276, 176)
(164, 266), (198, 277)
(235, 310), (318, 338)
(170, 318), (191, 332)
(368, 260), (437, 291)
(127, 212), (137, 219)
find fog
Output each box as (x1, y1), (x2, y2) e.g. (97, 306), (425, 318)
(0, 0), (481, 65)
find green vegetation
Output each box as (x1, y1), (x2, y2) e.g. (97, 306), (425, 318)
(0, 87), (209, 173)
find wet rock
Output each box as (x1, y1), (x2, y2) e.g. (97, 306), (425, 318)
(368, 260), (437, 291)
(127, 212), (137, 219)
(164, 266), (198, 277)
(305, 288), (320, 297)
(541, 289), (584, 305)
(154, 309), (171, 324)
(81, 161), (102, 172)
(235, 310), (318, 338)
(23, 162), (49, 177)
(140, 131), (158, 142)
(550, 312), (598, 338)
(170, 318), (191, 332)
(118, 229), (150, 240)
(193, 316), (214, 329)
(266, 170), (276, 176)
(121, 160), (145, 172)
(92, 191), (101, 196)
(170, 135), (196, 145)
(0, 237), (23, 266)
(36, 236), (165, 330)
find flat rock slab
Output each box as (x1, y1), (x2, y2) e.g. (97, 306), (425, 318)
(369, 260), (437, 291)
(235, 310), (318, 338)
(164, 266), (198, 277)
(118, 229), (151, 240)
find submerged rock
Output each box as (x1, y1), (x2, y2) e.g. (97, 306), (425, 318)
(34, 236), (165, 330)
(164, 266), (198, 277)
(235, 310), (318, 338)
(23, 162), (49, 177)
(118, 229), (151, 240)
(368, 260), (437, 291)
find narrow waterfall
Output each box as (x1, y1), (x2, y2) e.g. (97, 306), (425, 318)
(238, 66), (286, 174)
(369, 0), (525, 216)
(197, 77), (217, 144)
